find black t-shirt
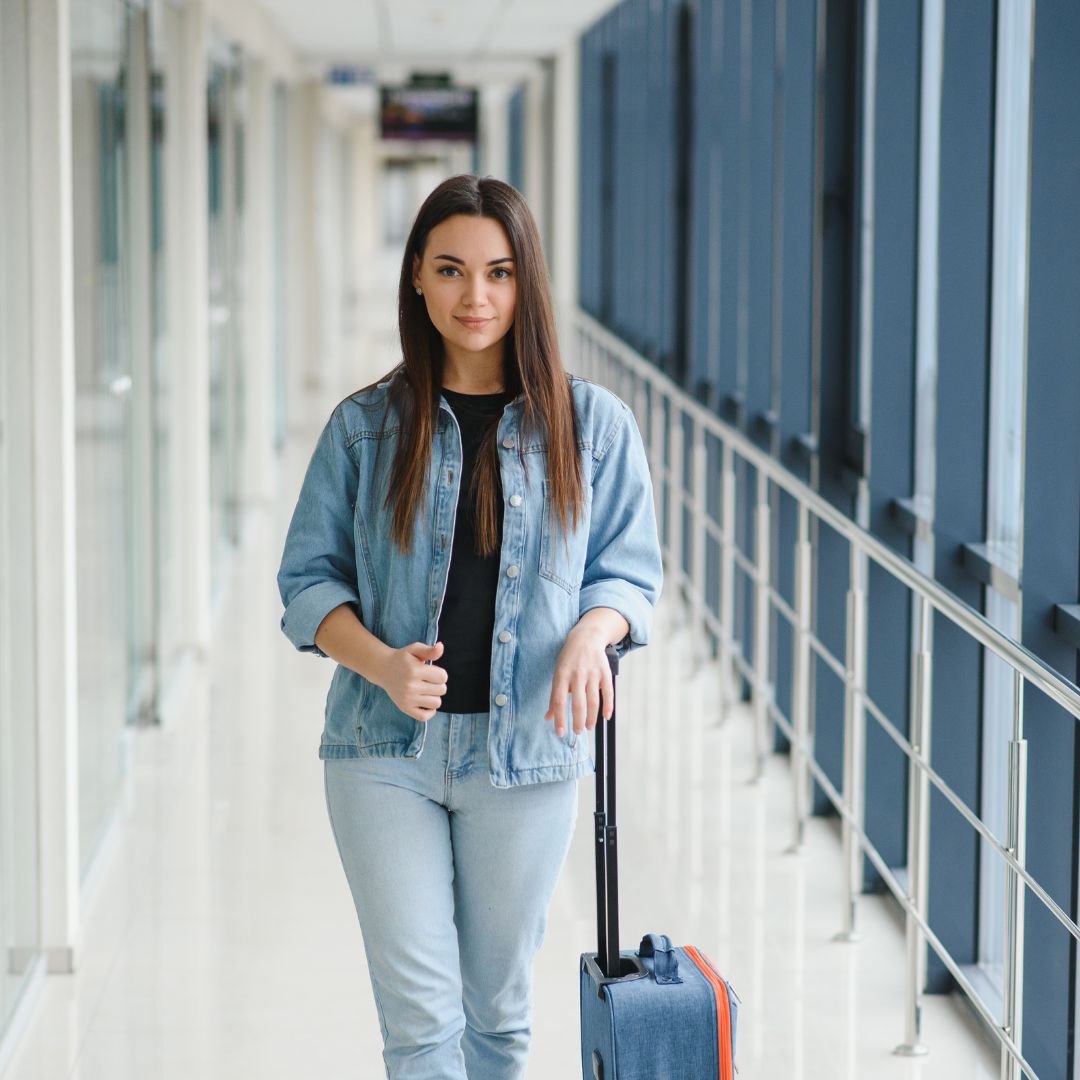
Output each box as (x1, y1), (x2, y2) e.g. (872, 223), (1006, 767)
(435, 386), (516, 713)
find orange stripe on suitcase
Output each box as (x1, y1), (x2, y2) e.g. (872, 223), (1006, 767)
(683, 945), (733, 1080)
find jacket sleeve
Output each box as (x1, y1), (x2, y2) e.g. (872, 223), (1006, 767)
(277, 404), (362, 657)
(578, 401), (664, 658)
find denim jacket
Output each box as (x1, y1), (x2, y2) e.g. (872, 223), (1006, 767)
(277, 366), (664, 787)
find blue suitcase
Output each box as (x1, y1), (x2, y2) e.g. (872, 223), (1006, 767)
(579, 647), (740, 1079)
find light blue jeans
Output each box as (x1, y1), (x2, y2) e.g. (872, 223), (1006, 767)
(323, 709), (581, 1079)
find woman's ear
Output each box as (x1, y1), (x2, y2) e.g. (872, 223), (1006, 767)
(411, 253), (421, 290)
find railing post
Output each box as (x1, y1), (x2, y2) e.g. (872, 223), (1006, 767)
(835, 544), (867, 942)
(718, 442), (737, 719)
(1000, 670), (1027, 1080)
(789, 503), (813, 853)
(668, 405), (684, 606)
(895, 593), (932, 1056)
(691, 420), (708, 671)
(650, 387), (666, 560)
(633, 371), (646, 441)
(752, 469), (772, 782)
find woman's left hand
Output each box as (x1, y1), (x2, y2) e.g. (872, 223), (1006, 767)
(544, 624), (614, 738)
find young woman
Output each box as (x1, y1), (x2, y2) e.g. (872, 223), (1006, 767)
(277, 174), (663, 1079)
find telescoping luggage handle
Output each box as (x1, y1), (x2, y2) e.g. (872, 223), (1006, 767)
(585, 645), (649, 990)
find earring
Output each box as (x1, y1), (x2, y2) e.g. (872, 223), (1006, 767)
(415, 286), (422, 295)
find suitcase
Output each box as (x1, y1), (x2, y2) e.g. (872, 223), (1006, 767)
(579, 645), (740, 1080)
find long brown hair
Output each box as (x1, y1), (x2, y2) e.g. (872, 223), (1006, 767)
(367, 174), (584, 558)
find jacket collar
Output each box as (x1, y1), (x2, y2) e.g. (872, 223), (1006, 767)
(378, 363), (544, 406)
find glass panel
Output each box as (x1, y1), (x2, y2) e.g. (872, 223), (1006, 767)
(70, 0), (136, 876)
(208, 59), (227, 596)
(149, 0), (177, 677)
(208, 43), (245, 599)
(272, 82), (288, 449)
(0, 0), (42, 1042)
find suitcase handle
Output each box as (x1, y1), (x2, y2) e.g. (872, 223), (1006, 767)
(637, 933), (683, 984)
(594, 645), (622, 979)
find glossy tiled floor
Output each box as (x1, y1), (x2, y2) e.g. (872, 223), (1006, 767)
(0, 398), (1000, 1080)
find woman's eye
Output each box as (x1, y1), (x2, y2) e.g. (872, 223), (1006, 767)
(434, 266), (513, 280)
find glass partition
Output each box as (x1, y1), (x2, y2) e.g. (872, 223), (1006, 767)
(0, 0), (42, 1046)
(70, 0), (140, 875)
(208, 41), (246, 598)
(149, 0), (179, 682)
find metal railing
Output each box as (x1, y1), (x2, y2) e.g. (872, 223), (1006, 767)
(575, 307), (1080, 1080)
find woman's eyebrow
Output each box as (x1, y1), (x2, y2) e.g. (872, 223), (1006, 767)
(432, 254), (514, 266)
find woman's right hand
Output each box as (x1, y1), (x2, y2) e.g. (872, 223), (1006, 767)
(374, 640), (448, 722)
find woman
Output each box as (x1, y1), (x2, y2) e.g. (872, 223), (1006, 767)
(277, 174), (663, 1079)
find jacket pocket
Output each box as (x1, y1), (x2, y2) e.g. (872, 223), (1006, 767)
(539, 478), (590, 595)
(352, 502), (385, 645)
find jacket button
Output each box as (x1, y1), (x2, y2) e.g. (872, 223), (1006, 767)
(506, 564), (519, 578)
(509, 494), (522, 506)
(495, 693), (508, 706)
(498, 630), (512, 643)
(502, 436), (514, 448)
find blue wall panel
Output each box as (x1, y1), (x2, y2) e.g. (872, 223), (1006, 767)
(810, 0), (857, 810)
(746, 0), (775, 453)
(926, 0), (995, 993)
(861, 0), (919, 892)
(777, 0), (816, 484)
(773, 0), (819, 750)
(686, 0), (717, 397)
(1021, 1), (1080, 1073)
(717, 0), (742, 419)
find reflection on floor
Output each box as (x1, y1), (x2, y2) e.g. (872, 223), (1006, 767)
(1, 406), (998, 1080)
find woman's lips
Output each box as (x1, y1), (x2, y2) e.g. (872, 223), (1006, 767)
(456, 317), (492, 330)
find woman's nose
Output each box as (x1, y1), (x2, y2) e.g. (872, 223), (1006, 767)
(462, 275), (488, 307)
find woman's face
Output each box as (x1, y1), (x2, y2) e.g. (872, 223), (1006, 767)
(411, 214), (517, 367)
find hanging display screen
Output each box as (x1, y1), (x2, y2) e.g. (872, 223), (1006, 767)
(379, 86), (478, 142)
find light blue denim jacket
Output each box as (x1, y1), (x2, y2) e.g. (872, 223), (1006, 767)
(277, 366), (664, 787)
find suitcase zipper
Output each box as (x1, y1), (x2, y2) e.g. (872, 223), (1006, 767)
(692, 945), (742, 1006)
(683, 945), (733, 1080)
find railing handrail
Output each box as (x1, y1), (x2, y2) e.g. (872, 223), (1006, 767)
(577, 306), (1080, 724)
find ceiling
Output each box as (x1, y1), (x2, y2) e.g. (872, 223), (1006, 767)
(257, 0), (622, 82)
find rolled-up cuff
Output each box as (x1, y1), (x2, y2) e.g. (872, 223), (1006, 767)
(280, 580), (361, 657)
(578, 579), (653, 659)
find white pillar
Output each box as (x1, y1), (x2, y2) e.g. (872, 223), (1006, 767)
(480, 84), (510, 181)
(241, 55), (276, 504)
(551, 37), (580, 339)
(346, 117), (379, 384)
(166, 0), (212, 650)
(27, 0), (80, 972)
(126, 7), (159, 710)
(316, 122), (345, 397)
(286, 80), (322, 423)
(522, 64), (548, 253)
(350, 114), (380, 301)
